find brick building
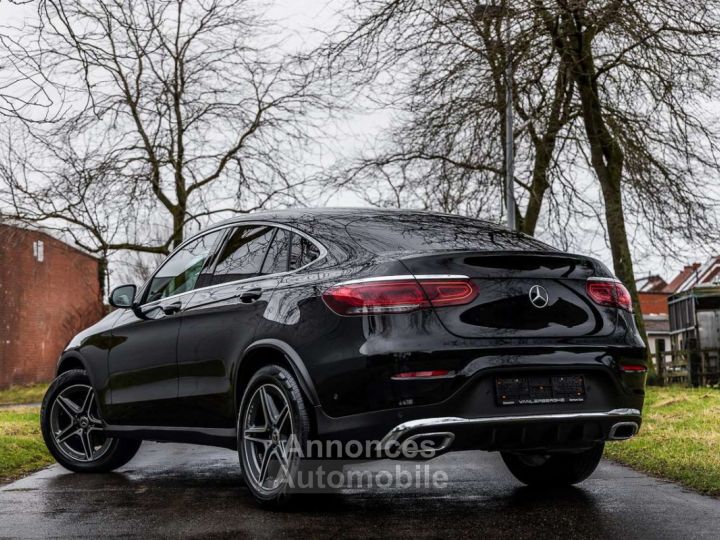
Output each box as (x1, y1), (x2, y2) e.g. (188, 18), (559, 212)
(636, 274), (672, 357)
(0, 225), (104, 389)
(636, 262), (711, 358)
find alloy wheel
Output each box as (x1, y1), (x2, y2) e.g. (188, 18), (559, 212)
(49, 384), (112, 463)
(242, 383), (295, 494)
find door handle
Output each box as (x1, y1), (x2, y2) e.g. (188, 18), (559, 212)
(161, 301), (183, 315)
(239, 288), (263, 303)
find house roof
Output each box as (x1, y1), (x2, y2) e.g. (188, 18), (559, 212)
(636, 274), (668, 293)
(644, 316), (670, 334)
(665, 262), (703, 293)
(670, 258), (720, 293)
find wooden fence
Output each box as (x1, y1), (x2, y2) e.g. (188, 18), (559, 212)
(655, 348), (720, 387)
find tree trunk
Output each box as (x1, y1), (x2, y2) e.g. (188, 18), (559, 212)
(171, 206), (185, 250)
(522, 60), (573, 236)
(597, 174), (647, 340)
(97, 253), (108, 299)
(569, 29), (649, 351)
(520, 143), (552, 235)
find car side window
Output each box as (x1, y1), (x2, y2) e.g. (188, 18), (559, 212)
(289, 233), (320, 271)
(211, 226), (275, 285)
(145, 230), (224, 303)
(261, 228), (291, 274)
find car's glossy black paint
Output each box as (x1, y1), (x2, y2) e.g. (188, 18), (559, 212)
(58, 208), (646, 451)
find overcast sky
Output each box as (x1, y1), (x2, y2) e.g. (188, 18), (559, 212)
(0, 0), (715, 283)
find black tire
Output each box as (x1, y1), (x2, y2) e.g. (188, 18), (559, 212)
(41, 369), (142, 473)
(501, 443), (604, 486)
(237, 364), (311, 508)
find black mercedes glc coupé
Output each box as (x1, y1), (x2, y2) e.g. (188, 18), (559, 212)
(41, 209), (646, 505)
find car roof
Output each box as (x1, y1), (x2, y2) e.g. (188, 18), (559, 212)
(206, 207), (500, 230)
(185, 207), (556, 265)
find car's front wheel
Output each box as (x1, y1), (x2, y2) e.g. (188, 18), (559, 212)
(501, 443), (604, 486)
(41, 369), (141, 473)
(237, 364), (310, 508)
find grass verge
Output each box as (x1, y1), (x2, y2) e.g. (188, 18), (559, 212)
(0, 382), (49, 406)
(0, 406), (52, 484)
(605, 385), (720, 496)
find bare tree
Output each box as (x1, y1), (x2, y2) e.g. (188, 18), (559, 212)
(316, 1), (578, 236)
(0, 0), (318, 288)
(531, 0), (720, 333)
(320, 0), (720, 345)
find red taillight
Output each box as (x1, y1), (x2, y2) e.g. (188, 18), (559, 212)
(619, 364), (647, 373)
(615, 283), (633, 311)
(586, 281), (615, 306)
(420, 280), (478, 307)
(322, 278), (478, 316)
(392, 370), (451, 379)
(586, 279), (633, 312)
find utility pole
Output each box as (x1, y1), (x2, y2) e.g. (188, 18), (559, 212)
(473, 0), (516, 230)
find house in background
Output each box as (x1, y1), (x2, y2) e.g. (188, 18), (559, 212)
(0, 224), (104, 389)
(668, 257), (720, 349)
(635, 263), (704, 361)
(636, 274), (672, 359)
(635, 259), (720, 386)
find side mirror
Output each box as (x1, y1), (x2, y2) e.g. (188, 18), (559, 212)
(109, 284), (137, 309)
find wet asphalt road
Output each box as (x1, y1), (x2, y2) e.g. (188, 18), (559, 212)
(2, 442), (720, 539)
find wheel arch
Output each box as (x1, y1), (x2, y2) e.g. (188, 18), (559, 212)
(234, 339), (320, 414)
(56, 352), (88, 376)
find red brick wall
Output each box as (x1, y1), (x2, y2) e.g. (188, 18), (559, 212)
(0, 225), (104, 388)
(638, 292), (669, 316)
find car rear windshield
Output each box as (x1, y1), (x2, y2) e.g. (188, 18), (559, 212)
(345, 213), (555, 253)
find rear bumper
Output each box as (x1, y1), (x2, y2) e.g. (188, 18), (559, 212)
(308, 341), (646, 418)
(380, 408), (641, 455)
(312, 357), (645, 453)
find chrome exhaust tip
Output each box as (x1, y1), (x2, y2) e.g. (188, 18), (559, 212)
(401, 432), (455, 458)
(608, 421), (639, 441)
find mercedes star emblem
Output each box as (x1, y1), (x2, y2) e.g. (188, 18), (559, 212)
(529, 285), (549, 308)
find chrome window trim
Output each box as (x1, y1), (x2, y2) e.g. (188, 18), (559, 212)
(334, 274), (469, 287)
(137, 220), (328, 308)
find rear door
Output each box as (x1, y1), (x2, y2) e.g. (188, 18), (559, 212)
(175, 225), (291, 428)
(401, 251), (617, 339)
